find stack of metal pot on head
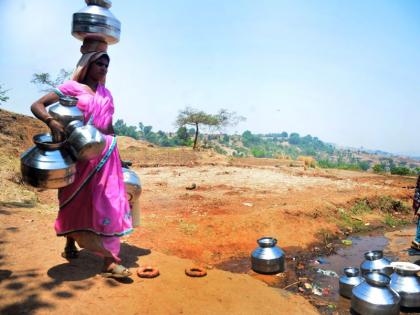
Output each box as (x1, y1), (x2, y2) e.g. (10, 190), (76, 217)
(72, 0), (121, 45)
(338, 249), (420, 314)
(21, 95), (106, 189)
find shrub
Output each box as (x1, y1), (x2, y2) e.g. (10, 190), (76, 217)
(373, 164), (386, 173)
(298, 156), (316, 168)
(251, 148), (268, 158)
(369, 196), (411, 214)
(213, 145), (227, 155)
(390, 166), (411, 176)
(350, 199), (372, 215)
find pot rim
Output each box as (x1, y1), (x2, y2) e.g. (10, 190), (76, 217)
(344, 267), (360, 277)
(365, 272), (390, 287)
(85, 0), (112, 8)
(59, 95), (79, 107)
(391, 261), (420, 275)
(33, 133), (66, 150)
(364, 250), (384, 261)
(257, 237), (277, 248)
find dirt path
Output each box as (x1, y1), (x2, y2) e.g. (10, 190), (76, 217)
(0, 206), (318, 315)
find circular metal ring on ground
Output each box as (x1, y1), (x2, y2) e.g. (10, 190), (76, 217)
(137, 266), (159, 278)
(185, 266), (207, 277)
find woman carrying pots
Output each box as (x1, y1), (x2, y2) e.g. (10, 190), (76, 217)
(30, 43), (133, 278)
(412, 175), (420, 251)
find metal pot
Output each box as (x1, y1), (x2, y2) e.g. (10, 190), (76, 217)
(122, 166), (142, 227)
(72, 0), (121, 44)
(48, 96), (83, 127)
(65, 120), (106, 161)
(390, 262), (420, 308)
(251, 237), (285, 274)
(339, 267), (364, 299)
(351, 272), (400, 315)
(360, 250), (392, 276)
(20, 133), (76, 189)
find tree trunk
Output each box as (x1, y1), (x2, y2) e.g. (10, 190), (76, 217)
(193, 123), (199, 149)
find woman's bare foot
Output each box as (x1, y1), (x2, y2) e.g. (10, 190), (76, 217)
(61, 237), (79, 259)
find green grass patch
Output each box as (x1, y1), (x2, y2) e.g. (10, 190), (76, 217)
(368, 196), (411, 214)
(337, 208), (370, 232)
(350, 199), (372, 215)
(383, 213), (410, 228)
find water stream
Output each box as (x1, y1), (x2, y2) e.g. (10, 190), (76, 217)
(215, 227), (420, 314)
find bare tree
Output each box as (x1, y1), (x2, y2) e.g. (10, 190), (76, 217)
(175, 107), (245, 149)
(0, 84), (10, 105)
(31, 69), (72, 92)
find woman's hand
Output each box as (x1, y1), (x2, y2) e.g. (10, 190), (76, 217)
(48, 119), (65, 142)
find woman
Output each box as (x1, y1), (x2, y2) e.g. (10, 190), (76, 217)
(412, 175), (420, 251)
(31, 51), (133, 278)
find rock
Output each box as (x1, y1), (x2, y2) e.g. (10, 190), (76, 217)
(186, 183), (197, 190)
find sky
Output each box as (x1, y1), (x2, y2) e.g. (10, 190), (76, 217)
(1, 0), (419, 156)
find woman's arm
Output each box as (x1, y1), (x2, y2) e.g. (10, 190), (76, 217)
(31, 92), (65, 142)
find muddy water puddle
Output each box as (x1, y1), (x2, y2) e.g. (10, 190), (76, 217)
(215, 227), (419, 315)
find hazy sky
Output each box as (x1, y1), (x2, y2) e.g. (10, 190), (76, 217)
(1, 0), (419, 155)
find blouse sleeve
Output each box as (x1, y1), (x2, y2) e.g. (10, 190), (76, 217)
(56, 80), (79, 97)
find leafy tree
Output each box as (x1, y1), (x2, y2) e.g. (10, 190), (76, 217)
(288, 132), (300, 145)
(0, 84), (10, 104)
(242, 130), (261, 147)
(175, 107), (245, 149)
(31, 69), (72, 92)
(221, 134), (230, 144)
(187, 128), (196, 137)
(373, 164), (386, 173)
(113, 119), (139, 139)
(358, 161), (370, 171)
(175, 127), (191, 146)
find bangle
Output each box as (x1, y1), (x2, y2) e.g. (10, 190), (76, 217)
(45, 116), (54, 126)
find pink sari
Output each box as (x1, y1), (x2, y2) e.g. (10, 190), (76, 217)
(54, 80), (132, 262)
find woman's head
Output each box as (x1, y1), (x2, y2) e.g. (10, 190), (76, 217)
(72, 52), (110, 85)
(86, 54), (110, 83)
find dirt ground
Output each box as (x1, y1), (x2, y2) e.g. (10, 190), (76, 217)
(134, 164), (414, 265)
(0, 109), (417, 314)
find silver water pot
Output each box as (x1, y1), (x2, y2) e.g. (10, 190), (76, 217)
(65, 120), (106, 161)
(339, 267), (364, 299)
(360, 250), (392, 276)
(351, 272), (400, 315)
(72, 0), (121, 44)
(20, 133), (76, 189)
(390, 262), (420, 308)
(251, 237), (285, 274)
(122, 166), (142, 227)
(48, 96), (84, 127)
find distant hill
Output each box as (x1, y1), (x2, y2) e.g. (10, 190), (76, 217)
(3, 109), (417, 175)
(115, 121), (420, 174)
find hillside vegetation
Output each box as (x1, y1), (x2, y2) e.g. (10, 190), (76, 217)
(114, 119), (420, 175)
